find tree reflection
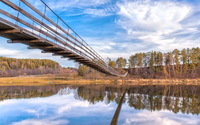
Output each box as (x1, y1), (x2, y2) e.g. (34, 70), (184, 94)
(0, 85), (73, 101)
(76, 85), (200, 115)
(1, 84), (200, 115)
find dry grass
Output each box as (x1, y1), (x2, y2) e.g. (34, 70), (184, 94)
(120, 78), (200, 85)
(0, 75), (111, 86)
(0, 75), (200, 86)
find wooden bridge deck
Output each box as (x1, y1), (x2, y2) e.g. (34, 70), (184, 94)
(0, 0), (127, 77)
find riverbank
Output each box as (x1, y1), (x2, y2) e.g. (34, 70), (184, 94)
(0, 75), (200, 86)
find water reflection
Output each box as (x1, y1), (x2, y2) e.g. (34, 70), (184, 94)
(76, 85), (200, 115)
(0, 84), (200, 125)
(111, 90), (127, 125)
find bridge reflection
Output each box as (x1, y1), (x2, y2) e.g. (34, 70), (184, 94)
(110, 90), (127, 125)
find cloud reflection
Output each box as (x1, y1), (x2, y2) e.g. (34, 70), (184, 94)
(1, 86), (200, 125)
(0, 90), (115, 125)
(12, 119), (68, 125)
(120, 108), (200, 125)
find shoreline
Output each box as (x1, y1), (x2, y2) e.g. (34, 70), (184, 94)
(0, 75), (200, 86)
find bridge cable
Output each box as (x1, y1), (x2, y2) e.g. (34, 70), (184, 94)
(16, 1), (21, 26)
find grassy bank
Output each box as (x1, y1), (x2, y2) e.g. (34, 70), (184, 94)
(0, 75), (200, 86)
(0, 75), (111, 86)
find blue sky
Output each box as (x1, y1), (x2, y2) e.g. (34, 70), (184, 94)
(0, 0), (200, 67)
(1, 88), (200, 125)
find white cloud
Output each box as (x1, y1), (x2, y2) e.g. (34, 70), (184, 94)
(83, 5), (118, 17)
(117, 0), (192, 35)
(0, 46), (20, 56)
(0, 90), (116, 125)
(86, 37), (154, 59)
(12, 119), (68, 125)
(0, 99), (20, 106)
(116, 0), (199, 52)
(84, 8), (112, 17)
(122, 110), (199, 125)
(57, 101), (90, 113)
(30, 0), (117, 17)
(42, 0), (110, 10)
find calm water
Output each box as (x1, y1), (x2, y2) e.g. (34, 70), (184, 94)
(0, 84), (200, 125)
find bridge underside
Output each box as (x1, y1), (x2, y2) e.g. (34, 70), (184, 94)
(0, 0), (128, 77)
(0, 19), (114, 75)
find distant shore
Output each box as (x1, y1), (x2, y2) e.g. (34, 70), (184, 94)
(0, 75), (200, 86)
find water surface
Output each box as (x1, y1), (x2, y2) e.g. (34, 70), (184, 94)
(0, 84), (200, 125)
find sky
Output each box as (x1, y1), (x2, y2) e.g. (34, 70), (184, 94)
(0, 0), (200, 67)
(1, 88), (200, 125)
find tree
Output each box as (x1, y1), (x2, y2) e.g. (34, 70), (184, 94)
(173, 49), (180, 77)
(116, 57), (127, 68)
(129, 55), (137, 68)
(181, 49), (188, 75)
(137, 53), (143, 68)
(149, 51), (156, 70)
(107, 58), (116, 68)
(77, 64), (90, 76)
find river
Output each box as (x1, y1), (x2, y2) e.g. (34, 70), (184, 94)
(0, 84), (200, 125)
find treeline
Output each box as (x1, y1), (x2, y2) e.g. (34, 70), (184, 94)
(1, 47), (200, 79)
(76, 85), (200, 114)
(0, 57), (61, 77)
(107, 47), (200, 78)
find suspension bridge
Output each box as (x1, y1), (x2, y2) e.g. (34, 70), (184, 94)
(0, 0), (127, 77)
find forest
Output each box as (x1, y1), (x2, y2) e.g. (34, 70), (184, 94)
(107, 47), (200, 78)
(0, 57), (69, 77)
(78, 47), (200, 78)
(0, 47), (200, 78)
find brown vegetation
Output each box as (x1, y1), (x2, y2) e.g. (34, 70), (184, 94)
(0, 47), (200, 82)
(0, 75), (200, 86)
(111, 47), (200, 79)
(0, 57), (77, 77)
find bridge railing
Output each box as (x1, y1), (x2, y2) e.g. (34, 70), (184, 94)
(39, 0), (106, 62)
(1, 0), (96, 60)
(0, 0), (126, 77)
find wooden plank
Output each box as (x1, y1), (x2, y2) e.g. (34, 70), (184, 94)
(41, 50), (68, 54)
(7, 39), (45, 43)
(64, 58), (92, 64)
(28, 46), (59, 49)
(68, 57), (83, 59)
(53, 53), (75, 56)
(69, 59), (89, 64)
(0, 18), (40, 39)
(61, 56), (83, 59)
(0, 29), (22, 33)
(62, 54), (80, 58)
(54, 51), (71, 54)
(75, 58), (89, 61)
